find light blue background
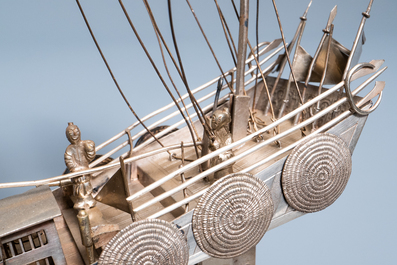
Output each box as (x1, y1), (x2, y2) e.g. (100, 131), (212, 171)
(1, 0), (396, 264)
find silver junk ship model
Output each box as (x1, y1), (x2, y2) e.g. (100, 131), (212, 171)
(0, 0), (387, 264)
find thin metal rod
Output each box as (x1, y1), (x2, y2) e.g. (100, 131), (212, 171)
(148, 188), (205, 219)
(214, 0), (237, 66)
(185, 0), (234, 95)
(1, 64), (385, 191)
(113, 60), (282, 162)
(305, 5), (337, 90)
(112, 58), (282, 161)
(253, 0), (260, 111)
(143, 68), (385, 217)
(95, 43), (283, 157)
(0, 142), (202, 189)
(342, 0), (374, 80)
(315, 25), (334, 114)
(230, 0), (276, 122)
(95, 51), (301, 177)
(277, 3), (311, 120)
(266, 0), (311, 116)
(298, 5), (337, 124)
(142, 0), (202, 158)
(95, 41), (281, 152)
(148, 85), (377, 219)
(106, 93), (231, 163)
(271, 0), (304, 104)
(124, 58), (281, 156)
(127, 66), (386, 203)
(244, 92), (380, 176)
(143, 0), (201, 142)
(180, 141), (189, 212)
(91, 46), (283, 171)
(168, 0), (212, 138)
(76, 0), (165, 151)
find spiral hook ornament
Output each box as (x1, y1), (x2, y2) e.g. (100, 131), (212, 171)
(344, 62), (383, 115)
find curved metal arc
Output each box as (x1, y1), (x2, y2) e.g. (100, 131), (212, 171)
(344, 62), (386, 115)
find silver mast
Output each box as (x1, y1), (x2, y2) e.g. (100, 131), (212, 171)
(234, 0), (249, 95)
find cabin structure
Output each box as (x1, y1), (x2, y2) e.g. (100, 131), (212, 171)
(0, 186), (66, 265)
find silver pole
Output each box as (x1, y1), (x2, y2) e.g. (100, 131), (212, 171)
(235, 0), (249, 95)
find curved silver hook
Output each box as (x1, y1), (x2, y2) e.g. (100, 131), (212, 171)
(344, 62), (383, 115)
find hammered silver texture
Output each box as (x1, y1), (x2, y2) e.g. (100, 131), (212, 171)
(282, 133), (352, 213)
(192, 173), (274, 259)
(98, 219), (189, 265)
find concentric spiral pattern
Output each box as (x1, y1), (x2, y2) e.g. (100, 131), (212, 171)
(282, 133), (352, 213)
(98, 219), (188, 265)
(192, 173), (273, 258)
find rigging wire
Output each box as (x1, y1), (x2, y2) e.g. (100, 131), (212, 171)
(253, 0), (259, 111)
(117, 0), (201, 159)
(75, 0), (167, 152)
(142, 0), (205, 144)
(142, 0), (200, 133)
(185, 0), (235, 96)
(142, 0), (202, 156)
(267, 1), (312, 122)
(168, 0), (214, 139)
(230, 0), (277, 128)
(271, 0), (304, 106)
(247, 0), (267, 137)
(213, 0), (237, 66)
(313, 24), (334, 129)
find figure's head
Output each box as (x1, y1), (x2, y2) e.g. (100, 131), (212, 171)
(66, 122), (81, 144)
(210, 108), (231, 131)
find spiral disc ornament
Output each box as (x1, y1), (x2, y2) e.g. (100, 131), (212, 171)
(192, 173), (273, 258)
(98, 219), (188, 265)
(282, 133), (352, 213)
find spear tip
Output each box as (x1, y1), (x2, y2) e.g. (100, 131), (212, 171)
(364, 0), (374, 16)
(302, 0), (313, 18)
(326, 5), (338, 29)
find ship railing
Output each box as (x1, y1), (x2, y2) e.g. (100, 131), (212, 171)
(89, 39), (284, 169)
(0, 62), (386, 196)
(125, 63), (386, 219)
(0, 39), (283, 190)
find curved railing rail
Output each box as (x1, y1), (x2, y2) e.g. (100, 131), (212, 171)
(0, 57), (386, 226)
(0, 39), (283, 189)
(90, 40), (284, 167)
(128, 63), (386, 218)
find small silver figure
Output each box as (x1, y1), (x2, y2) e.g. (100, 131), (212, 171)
(208, 107), (234, 181)
(64, 122), (96, 210)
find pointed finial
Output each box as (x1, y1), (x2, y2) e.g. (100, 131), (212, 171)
(301, 0), (313, 20)
(325, 5), (337, 32)
(363, 0), (374, 18)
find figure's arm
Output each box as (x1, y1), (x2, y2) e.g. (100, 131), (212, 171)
(84, 140), (96, 162)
